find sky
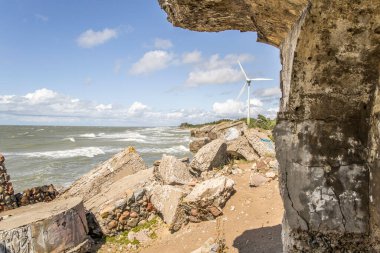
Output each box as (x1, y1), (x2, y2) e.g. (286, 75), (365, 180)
(0, 0), (282, 126)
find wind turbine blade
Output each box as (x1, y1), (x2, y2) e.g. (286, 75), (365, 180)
(236, 82), (247, 100)
(250, 78), (273, 81)
(238, 61), (249, 80)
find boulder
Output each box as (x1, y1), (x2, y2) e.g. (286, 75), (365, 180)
(157, 155), (194, 185)
(243, 129), (275, 157)
(150, 185), (187, 232)
(190, 139), (228, 172)
(249, 172), (270, 187)
(227, 135), (259, 161)
(60, 147), (147, 201)
(0, 197), (90, 253)
(189, 137), (211, 153)
(184, 176), (235, 208)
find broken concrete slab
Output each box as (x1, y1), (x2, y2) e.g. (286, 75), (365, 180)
(244, 129), (275, 158)
(84, 168), (155, 235)
(149, 184), (187, 232)
(157, 155), (194, 185)
(60, 147), (147, 202)
(227, 135), (259, 161)
(190, 139), (228, 172)
(0, 197), (90, 253)
(184, 176), (235, 208)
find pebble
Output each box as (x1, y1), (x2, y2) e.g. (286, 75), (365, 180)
(230, 206), (235, 211)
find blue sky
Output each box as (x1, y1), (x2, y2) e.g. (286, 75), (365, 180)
(0, 0), (281, 126)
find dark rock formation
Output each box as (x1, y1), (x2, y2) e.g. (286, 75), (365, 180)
(159, 0), (380, 251)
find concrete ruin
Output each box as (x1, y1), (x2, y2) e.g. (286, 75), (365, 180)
(158, 0), (380, 251)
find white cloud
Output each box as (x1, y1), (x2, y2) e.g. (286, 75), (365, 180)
(77, 28), (118, 48)
(256, 87), (281, 97)
(0, 95), (15, 104)
(182, 50), (202, 64)
(213, 99), (245, 117)
(185, 54), (253, 86)
(128, 102), (149, 116)
(129, 50), (174, 75)
(186, 67), (242, 87)
(154, 38), (173, 49)
(96, 104), (113, 112)
(250, 98), (263, 107)
(35, 14), (48, 22)
(24, 89), (57, 104)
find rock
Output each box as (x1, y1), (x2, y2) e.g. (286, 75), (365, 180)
(227, 135), (259, 161)
(184, 176), (235, 208)
(0, 154), (4, 165)
(157, 155), (194, 185)
(249, 172), (270, 187)
(190, 139), (228, 172)
(265, 171), (277, 179)
(59, 147), (147, 201)
(207, 206), (222, 217)
(127, 218), (139, 228)
(150, 185), (187, 232)
(0, 197), (89, 253)
(191, 237), (222, 253)
(190, 137), (211, 153)
(108, 220), (118, 230)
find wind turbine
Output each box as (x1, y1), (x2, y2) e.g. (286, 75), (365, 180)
(236, 61), (273, 125)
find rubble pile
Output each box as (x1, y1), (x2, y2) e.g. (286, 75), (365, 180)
(0, 154), (17, 211)
(15, 184), (59, 206)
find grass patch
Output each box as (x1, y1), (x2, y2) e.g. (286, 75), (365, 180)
(105, 217), (159, 246)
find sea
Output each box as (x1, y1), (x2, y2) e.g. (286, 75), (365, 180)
(0, 125), (191, 192)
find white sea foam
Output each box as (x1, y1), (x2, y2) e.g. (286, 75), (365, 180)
(79, 133), (97, 138)
(63, 137), (76, 143)
(139, 145), (189, 154)
(18, 147), (105, 159)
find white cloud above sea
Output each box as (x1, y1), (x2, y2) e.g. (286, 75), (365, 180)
(185, 54), (253, 87)
(154, 38), (173, 49)
(129, 50), (174, 75)
(77, 28), (118, 48)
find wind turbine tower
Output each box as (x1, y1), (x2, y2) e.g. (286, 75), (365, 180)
(237, 61), (273, 126)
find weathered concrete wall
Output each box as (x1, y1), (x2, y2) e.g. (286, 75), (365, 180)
(275, 1), (379, 251)
(0, 197), (89, 253)
(159, 0), (380, 251)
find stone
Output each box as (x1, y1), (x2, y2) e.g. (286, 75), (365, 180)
(265, 171), (276, 179)
(0, 197), (89, 253)
(190, 139), (228, 172)
(108, 220), (118, 230)
(59, 147), (148, 201)
(184, 176), (235, 208)
(0, 154), (4, 165)
(157, 155), (194, 185)
(249, 172), (269, 187)
(191, 237), (222, 253)
(227, 136), (259, 161)
(208, 206), (222, 217)
(128, 229), (152, 244)
(130, 211), (138, 218)
(149, 185), (187, 231)
(127, 218), (139, 228)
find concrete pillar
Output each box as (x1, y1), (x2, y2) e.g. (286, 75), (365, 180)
(275, 0), (380, 251)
